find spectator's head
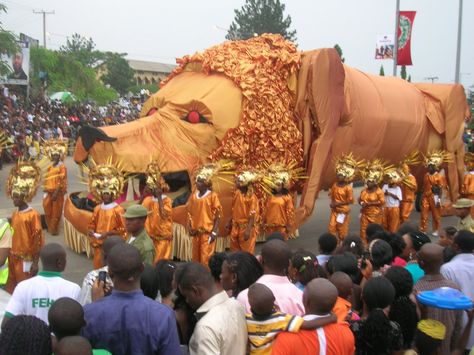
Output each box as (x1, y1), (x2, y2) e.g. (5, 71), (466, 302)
(338, 235), (364, 257)
(107, 244), (144, 291)
(397, 221), (419, 236)
(0, 315), (52, 355)
(55, 336), (92, 355)
(102, 236), (125, 266)
(303, 278), (338, 315)
(261, 239), (291, 276)
(373, 232), (406, 260)
(401, 231), (431, 261)
(368, 239), (392, 270)
(453, 198), (474, 219)
(452, 230), (474, 254)
(417, 243), (444, 274)
(220, 251), (262, 297)
(248, 283), (275, 320)
(326, 252), (359, 282)
(208, 252), (226, 287)
(329, 271), (353, 300)
(124, 204), (148, 235)
(40, 243), (67, 273)
(175, 262), (216, 310)
(155, 260), (176, 302)
(366, 223), (384, 243)
(266, 232), (285, 242)
(289, 250), (325, 286)
(414, 320), (445, 355)
(140, 264), (159, 300)
(442, 245), (456, 263)
(48, 298), (85, 340)
(438, 226), (457, 247)
(318, 233), (337, 255)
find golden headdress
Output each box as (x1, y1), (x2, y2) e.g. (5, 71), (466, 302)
(464, 152), (474, 171)
(334, 153), (363, 182)
(43, 139), (69, 161)
(384, 168), (404, 185)
(423, 150), (453, 169)
(236, 170), (261, 187)
(145, 161), (169, 192)
(195, 160), (235, 186)
(399, 151), (420, 175)
(86, 161), (125, 201)
(360, 159), (392, 185)
(6, 161), (41, 201)
(262, 161), (306, 191)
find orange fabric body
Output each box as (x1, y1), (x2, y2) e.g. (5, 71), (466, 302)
(192, 233), (216, 266)
(6, 208), (44, 293)
(264, 194), (294, 240)
(43, 164), (67, 235)
(359, 188), (384, 242)
(142, 196), (173, 262)
(88, 204), (126, 269)
(383, 207), (400, 233)
(328, 183), (353, 240)
(400, 201), (414, 223)
(419, 172), (445, 232)
(230, 190), (259, 253)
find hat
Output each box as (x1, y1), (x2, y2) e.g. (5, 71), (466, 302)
(398, 151), (420, 175)
(236, 170), (261, 187)
(124, 204), (149, 219)
(423, 150), (452, 169)
(417, 319), (446, 341)
(384, 168), (403, 184)
(195, 160), (235, 185)
(262, 161), (306, 192)
(360, 159), (392, 185)
(334, 153), (362, 182)
(452, 198), (474, 209)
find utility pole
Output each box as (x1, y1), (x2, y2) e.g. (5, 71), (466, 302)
(392, 0), (400, 76)
(33, 10), (55, 48)
(454, 0), (463, 84)
(424, 76), (439, 83)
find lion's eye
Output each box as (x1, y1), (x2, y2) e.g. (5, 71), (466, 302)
(182, 110), (209, 124)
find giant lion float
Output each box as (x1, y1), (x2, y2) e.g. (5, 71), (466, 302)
(66, 34), (469, 260)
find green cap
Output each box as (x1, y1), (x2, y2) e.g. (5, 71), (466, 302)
(124, 204), (149, 218)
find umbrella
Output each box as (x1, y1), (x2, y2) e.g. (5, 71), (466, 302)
(49, 91), (76, 103)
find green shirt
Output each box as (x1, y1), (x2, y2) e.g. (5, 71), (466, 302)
(127, 229), (155, 265)
(457, 215), (474, 233)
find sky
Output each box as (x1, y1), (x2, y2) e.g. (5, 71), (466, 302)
(2, 0), (473, 88)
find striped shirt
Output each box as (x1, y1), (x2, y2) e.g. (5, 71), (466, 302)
(414, 273), (463, 354)
(246, 312), (304, 355)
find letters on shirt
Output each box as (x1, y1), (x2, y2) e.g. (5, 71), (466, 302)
(32, 298), (55, 308)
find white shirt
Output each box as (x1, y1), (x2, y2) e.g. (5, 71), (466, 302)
(189, 291), (247, 355)
(5, 271), (81, 324)
(78, 266), (113, 306)
(382, 184), (402, 208)
(441, 253), (474, 348)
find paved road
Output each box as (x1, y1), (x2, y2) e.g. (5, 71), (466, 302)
(0, 157), (457, 285)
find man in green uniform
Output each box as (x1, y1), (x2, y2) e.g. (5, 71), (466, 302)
(452, 198), (474, 233)
(124, 205), (155, 265)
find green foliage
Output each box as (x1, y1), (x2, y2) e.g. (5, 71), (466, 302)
(30, 47), (116, 105)
(334, 44), (345, 63)
(379, 65), (385, 76)
(226, 0), (297, 42)
(127, 83), (159, 95)
(60, 33), (103, 67)
(0, 3), (20, 76)
(400, 65), (407, 80)
(101, 52), (134, 95)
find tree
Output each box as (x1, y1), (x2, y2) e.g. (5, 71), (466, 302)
(100, 52), (134, 95)
(407, 75), (412, 83)
(226, 0), (297, 42)
(60, 33), (103, 67)
(334, 44), (345, 63)
(379, 65), (385, 76)
(0, 3), (20, 76)
(400, 65), (407, 80)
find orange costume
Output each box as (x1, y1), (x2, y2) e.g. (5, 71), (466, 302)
(461, 172), (474, 217)
(419, 172), (446, 233)
(328, 183), (353, 241)
(6, 208), (44, 293)
(230, 189), (259, 254)
(142, 195), (173, 262)
(43, 163), (67, 235)
(359, 188), (385, 242)
(264, 194), (294, 240)
(400, 174), (417, 223)
(88, 203), (126, 269)
(187, 190), (222, 266)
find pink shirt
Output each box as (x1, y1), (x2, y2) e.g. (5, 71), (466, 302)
(236, 274), (304, 316)
(392, 256), (407, 267)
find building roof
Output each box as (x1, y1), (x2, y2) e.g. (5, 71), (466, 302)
(127, 59), (176, 74)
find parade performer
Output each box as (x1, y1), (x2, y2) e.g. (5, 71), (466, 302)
(399, 152), (420, 223)
(328, 154), (359, 242)
(186, 163), (224, 266)
(86, 162), (126, 269)
(5, 161), (44, 293)
(358, 160), (386, 243)
(461, 152), (474, 217)
(227, 171), (260, 254)
(419, 151), (450, 235)
(141, 162), (173, 262)
(382, 169), (403, 233)
(42, 139), (68, 235)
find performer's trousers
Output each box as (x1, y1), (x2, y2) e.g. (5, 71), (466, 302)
(360, 213), (383, 244)
(265, 226), (288, 240)
(419, 196), (441, 233)
(328, 211), (350, 242)
(399, 201), (414, 223)
(153, 239), (172, 263)
(192, 233), (216, 267)
(43, 193), (64, 235)
(6, 255), (32, 294)
(383, 207), (400, 233)
(230, 225), (257, 254)
(92, 244), (104, 270)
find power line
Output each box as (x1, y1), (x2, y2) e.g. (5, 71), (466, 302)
(32, 9), (54, 48)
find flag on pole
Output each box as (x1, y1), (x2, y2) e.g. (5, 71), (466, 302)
(397, 11), (416, 66)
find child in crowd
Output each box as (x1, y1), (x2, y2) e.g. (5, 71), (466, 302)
(246, 283), (336, 355)
(316, 233), (338, 266)
(329, 271), (360, 323)
(289, 250), (326, 291)
(438, 226), (457, 247)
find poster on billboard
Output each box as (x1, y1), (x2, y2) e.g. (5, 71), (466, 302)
(0, 41), (30, 86)
(375, 34), (394, 60)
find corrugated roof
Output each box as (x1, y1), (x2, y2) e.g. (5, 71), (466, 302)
(127, 59), (176, 74)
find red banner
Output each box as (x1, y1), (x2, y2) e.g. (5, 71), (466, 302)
(397, 11), (416, 66)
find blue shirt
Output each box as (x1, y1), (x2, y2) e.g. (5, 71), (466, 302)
(82, 289), (180, 355)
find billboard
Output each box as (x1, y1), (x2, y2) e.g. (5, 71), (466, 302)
(0, 41), (30, 86)
(375, 34), (394, 60)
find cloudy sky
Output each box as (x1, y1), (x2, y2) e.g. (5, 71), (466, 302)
(2, 0), (473, 88)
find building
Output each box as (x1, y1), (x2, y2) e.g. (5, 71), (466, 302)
(127, 60), (176, 86)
